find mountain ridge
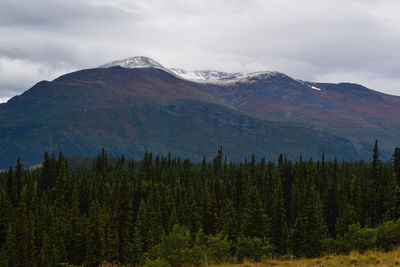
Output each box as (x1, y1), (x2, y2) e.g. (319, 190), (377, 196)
(100, 56), (290, 85)
(0, 56), (398, 168)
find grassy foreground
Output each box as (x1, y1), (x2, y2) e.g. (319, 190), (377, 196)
(210, 247), (400, 266)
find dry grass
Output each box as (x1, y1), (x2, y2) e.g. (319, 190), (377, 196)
(210, 247), (400, 267)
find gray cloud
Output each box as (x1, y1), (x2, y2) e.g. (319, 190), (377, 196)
(0, 0), (399, 102)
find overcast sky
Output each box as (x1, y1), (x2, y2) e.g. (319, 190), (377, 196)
(1, 0), (400, 102)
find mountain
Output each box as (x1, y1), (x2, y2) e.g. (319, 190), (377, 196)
(0, 56), (398, 168)
(101, 57), (400, 157)
(100, 56), (284, 83)
(196, 76), (400, 156)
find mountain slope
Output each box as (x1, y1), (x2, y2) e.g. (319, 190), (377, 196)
(0, 66), (360, 168)
(102, 57), (400, 158)
(192, 73), (400, 157)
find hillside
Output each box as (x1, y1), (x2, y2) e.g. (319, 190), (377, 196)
(196, 74), (400, 156)
(0, 65), (361, 168)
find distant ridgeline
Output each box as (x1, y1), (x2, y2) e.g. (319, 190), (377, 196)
(2, 56), (400, 168)
(1, 143), (400, 266)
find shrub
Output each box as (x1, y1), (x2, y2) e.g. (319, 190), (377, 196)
(341, 223), (377, 253)
(321, 237), (339, 254)
(376, 219), (400, 251)
(235, 236), (273, 262)
(207, 233), (232, 264)
(146, 224), (191, 267)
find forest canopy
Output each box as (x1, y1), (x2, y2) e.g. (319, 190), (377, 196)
(1, 142), (400, 266)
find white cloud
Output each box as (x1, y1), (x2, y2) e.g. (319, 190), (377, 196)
(0, 57), (69, 98)
(0, 0), (399, 96)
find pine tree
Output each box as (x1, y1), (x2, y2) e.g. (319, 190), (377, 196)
(371, 139), (380, 180)
(233, 164), (246, 214)
(271, 177), (288, 254)
(365, 179), (379, 227)
(15, 158), (23, 204)
(5, 166), (13, 204)
(335, 203), (356, 236)
(325, 181), (338, 237)
(203, 190), (218, 235)
(2, 224), (18, 267)
(94, 148), (108, 176)
(37, 233), (53, 267)
(104, 214), (119, 265)
(67, 185), (85, 265)
(168, 205), (178, 233)
(221, 199), (237, 241)
(241, 187), (269, 238)
(39, 152), (59, 193)
(85, 200), (105, 266)
(350, 175), (362, 223)
(388, 186), (400, 220)
(213, 147), (223, 178)
(15, 199), (36, 266)
(145, 192), (164, 249)
(114, 166), (133, 264)
(292, 186), (326, 258)
(393, 147), (400, 184)
(54, 159), (68, 213)
(0, 189), (12, 244)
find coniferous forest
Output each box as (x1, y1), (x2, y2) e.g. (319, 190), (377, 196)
(1, 142), (400, 266)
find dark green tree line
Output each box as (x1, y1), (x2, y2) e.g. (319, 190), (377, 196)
(0, 142), (400, 266)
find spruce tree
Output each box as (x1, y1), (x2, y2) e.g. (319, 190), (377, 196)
(5, 166), (13, 204)
(133, 200), (146, 264)
(67, 185), (85, 265)
(371, 139), (380, 180)
(221, 199), (237, 241)
(15, 158), (23, 204)
(0, 189), (12, 244)
(271, 177), (288, 254)
(15, 199), (36, 266)
(335, 203), (356, 236)
(388, 186), (400, 220)
(114, 166), (133, 264)
(54, 159), (68, 213)
(293, 186), (326, 258)
(233, 164), (246, 214)
(350, 176), (362, 223)
(85, 201), (105, 266)
(203, 190), (218, 235)
(241, 187), (269, 239)
(325, 182), (338, 237)
(393, 147), (400, 184)
(2, 224), (18, 267)
(37, 233), (53, 267)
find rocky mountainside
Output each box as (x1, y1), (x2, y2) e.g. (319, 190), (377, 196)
(1, 57), (398, 168)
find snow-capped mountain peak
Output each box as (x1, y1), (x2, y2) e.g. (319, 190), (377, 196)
(99, 56), (168, 71)
(100, 56), (284, 84)
(169, 68), (243, 82)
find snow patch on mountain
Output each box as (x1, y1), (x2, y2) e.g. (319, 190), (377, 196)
(169, 68), (240, 82)
(100, 56), (285, 84)
(100, 56), (168, 70)
(311, 85), (322, 91)
(0, 97), (9, 104)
